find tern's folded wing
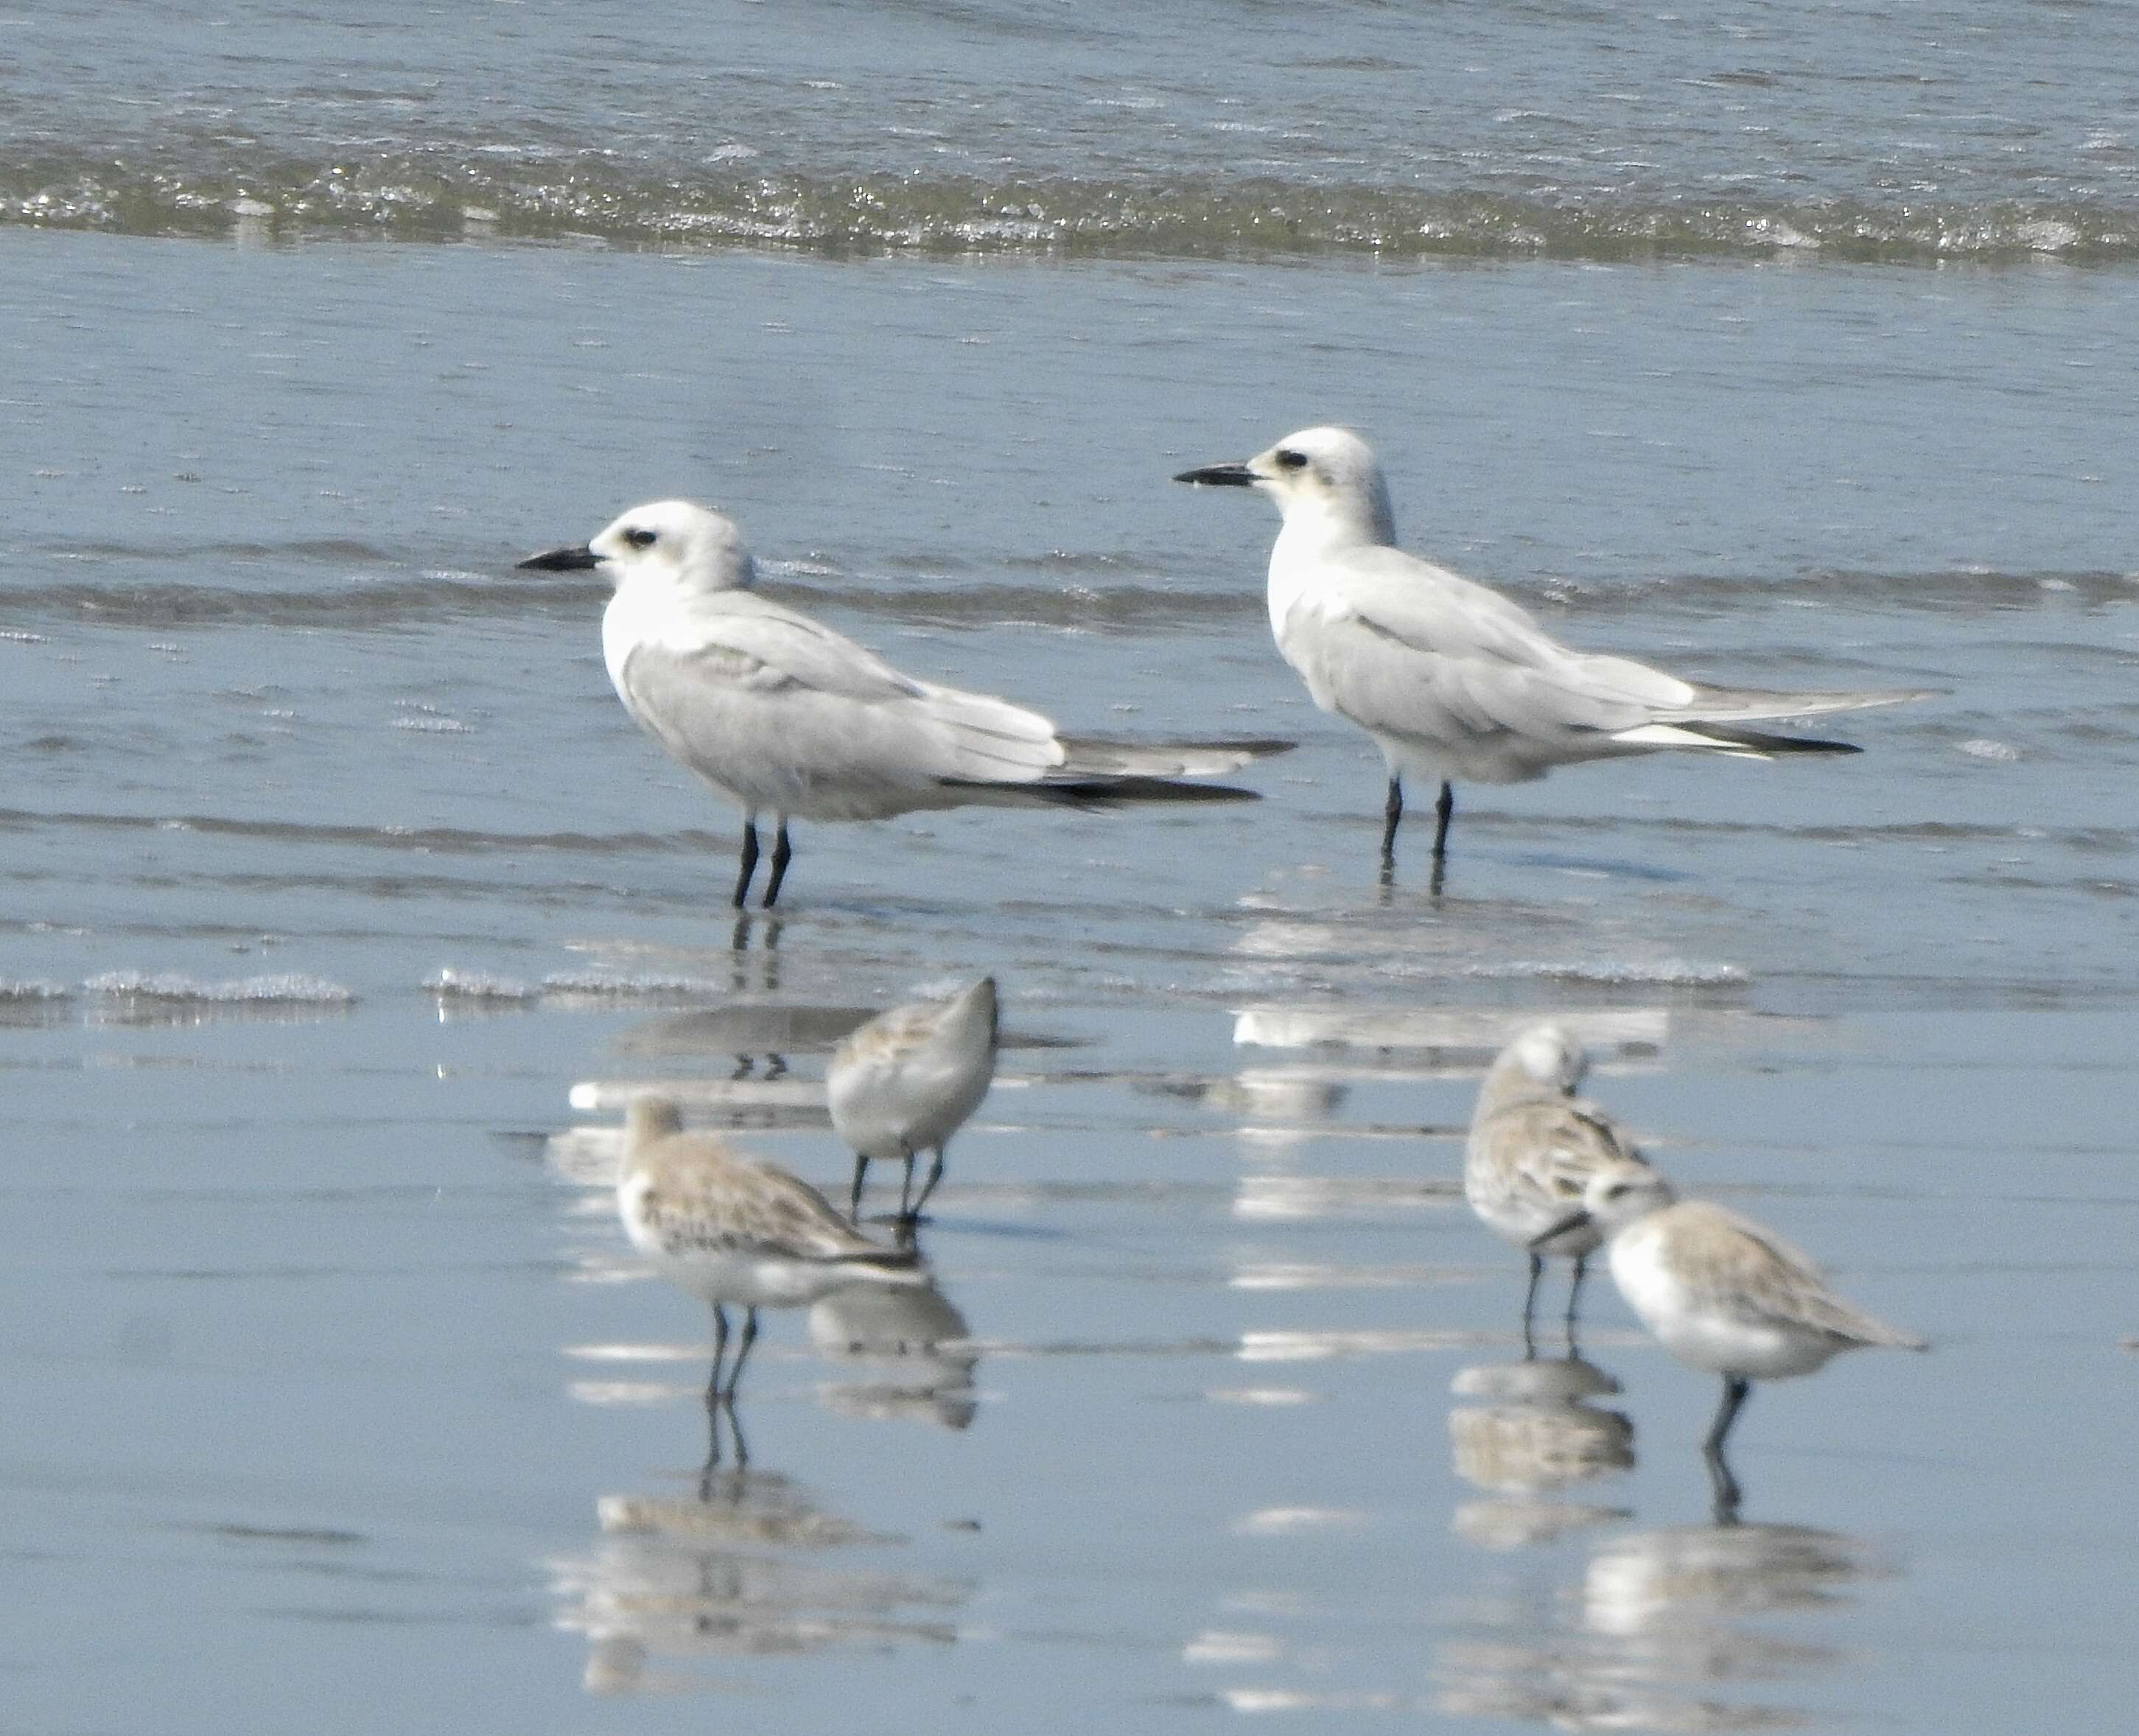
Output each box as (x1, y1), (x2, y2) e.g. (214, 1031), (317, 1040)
(1283, 600), (1661, 749)
(616, 599), (1071, 795)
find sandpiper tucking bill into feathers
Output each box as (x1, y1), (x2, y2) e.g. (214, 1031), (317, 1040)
(1465, 1023), (1655, 1357)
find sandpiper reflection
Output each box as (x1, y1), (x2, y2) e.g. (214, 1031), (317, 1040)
(1440, 1483), (1897, 1729)
(1448, 1354), (1634, 1550)
(550, 1466), (970, 1695)
(811, 1275), (980, 1432)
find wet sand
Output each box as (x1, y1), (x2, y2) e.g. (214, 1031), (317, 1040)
(2, 231), (2137, 1731)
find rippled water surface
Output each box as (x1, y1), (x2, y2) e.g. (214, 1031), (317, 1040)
(5, 4), (2139, 1731)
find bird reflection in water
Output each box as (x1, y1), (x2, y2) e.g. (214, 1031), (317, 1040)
(550, 1466), (970, 1695)
(1439, 1512), (1893, 1732)
(1447, 1353), (1634, 1549)
(811, 1276), (979, 1432)
(1440, 1360), (1901, 1730)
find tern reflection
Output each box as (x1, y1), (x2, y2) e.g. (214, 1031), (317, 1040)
(550, 1466), (969, 1695)
(1448, 1354), (1634, 1549)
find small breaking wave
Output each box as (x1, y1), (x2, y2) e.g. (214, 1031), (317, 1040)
(536, 972), (730, 1002)
(424, 967), (538, 1001)
(82, 970), (357, 1004)
(1463, 959), (1751, 989)
(7, 154), (2139, 265)
(0, 979), (71, 1001)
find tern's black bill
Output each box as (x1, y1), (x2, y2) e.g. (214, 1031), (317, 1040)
(1529, 1208), (1592, 1251)
(1172, 462), (1258, 487)
(517, 544), (601, 572)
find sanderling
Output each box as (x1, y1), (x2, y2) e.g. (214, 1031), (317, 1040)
(518, 500), (1289, 907)
(1466, 1023), (1651, 1352)
(616, 1096), (927, 1418)
(1535, 1160), (1925, 1513)
(1175, 427), (1932, 879)
(827, 976), (998, 1225)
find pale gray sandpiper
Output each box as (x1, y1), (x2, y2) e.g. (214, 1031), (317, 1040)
(827, 976), (998, 1225)
(1536, 1160), (1926, 1513)
(616, 1096), (928, 1418)
(517, 502), (1289, 909)
(1464, 1023), (1653, 1353)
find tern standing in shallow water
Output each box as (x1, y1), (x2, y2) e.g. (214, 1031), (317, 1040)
(828, 976), (998, 1227)
(519, 501), (1289, 908)
(616, 1096), (927, 1418)
(1534, 1160), (1925, 1514)
(1174, 427), (1932, 881)
(1465, 1023), (1652, 1354)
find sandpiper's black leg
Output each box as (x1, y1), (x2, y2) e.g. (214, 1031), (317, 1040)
(1564, 1252), (1589, 1344)
(1521, 1252), (1544, 1359)
(1704, 1373), (1751, 1455)
(1379, 776), (1404, 867)
(1432, 781), (1454, 858)
(700, 1402), (724, 1494)
(731, 822), (760, 909)
(760, 819), (793, 908)
(707, 1303), (731, 1408)
(1704, 1374), (1751, 1521)
(849, 1153), (870, 1222)
(897, 1149), (917, 1217)
(701, 1393), (746, 1496)
(721, 1307), (760, 1399)
(909, 1147), (948, 1219)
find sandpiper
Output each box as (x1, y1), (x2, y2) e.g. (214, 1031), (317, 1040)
(1466, 1023), (1652, 1352)
(827, 976), (998, 1225)
(1536, 1160), (1925, 1512)
(616, 1096), (928, 1415)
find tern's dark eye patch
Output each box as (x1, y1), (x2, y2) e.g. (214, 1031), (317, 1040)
(1274, 449), (1308, 471)
(622, 527), (657, 549)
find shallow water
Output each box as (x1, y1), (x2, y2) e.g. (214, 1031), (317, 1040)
(6, 4), (2139, 1729)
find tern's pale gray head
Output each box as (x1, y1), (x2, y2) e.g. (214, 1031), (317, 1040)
(1174, 425), (1398, 547)
(519, 499), (757, 594)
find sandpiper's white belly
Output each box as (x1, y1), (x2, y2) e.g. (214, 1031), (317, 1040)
(1609, 1216), (1841, 1382)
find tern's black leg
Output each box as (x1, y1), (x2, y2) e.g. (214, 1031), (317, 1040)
(849, 1153), (870, 1222)
(1520, 1252), (1544, 1359)
(720, 1307), (760, 1399)
(1431, 781), (1454, 858)
(731, 822), (760, 909)
(909, 1146), (948, 1219)
(1379, 776), (1404, 867)
(1704, 1374), (1751, 1520)
(760, 819), (793, 908)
